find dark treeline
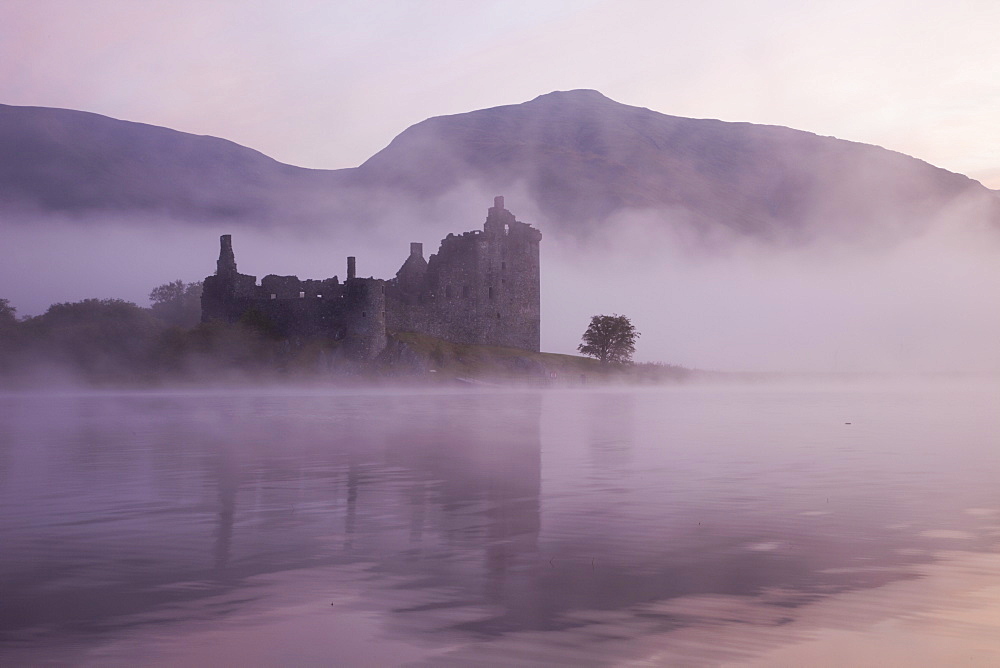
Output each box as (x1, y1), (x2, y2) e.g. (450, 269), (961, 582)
(0, 282), (329, 386)
(0, 282), (692, 387)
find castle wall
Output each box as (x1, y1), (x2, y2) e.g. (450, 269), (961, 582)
(202, 197), (541, 358)
(386, 197), (541, 352)
(342, 278), (386, 359)
(202, 250), (386, 358)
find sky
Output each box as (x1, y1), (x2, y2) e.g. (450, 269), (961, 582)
(2, 0), (998, 187)
(3, 0), (1000, 373)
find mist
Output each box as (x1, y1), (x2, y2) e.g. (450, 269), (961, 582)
(4, 177), (999, 378)
(0, 184), (493, 317)
(542, 197), (1000, 373)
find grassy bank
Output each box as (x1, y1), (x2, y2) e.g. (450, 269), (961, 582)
(381, 332), (691, 385)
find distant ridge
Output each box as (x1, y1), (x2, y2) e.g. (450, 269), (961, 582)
(1, 92), (997, 242)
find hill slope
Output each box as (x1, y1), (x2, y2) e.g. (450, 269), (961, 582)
(0, 103), (343, 221)
(359, 90), (998, 239)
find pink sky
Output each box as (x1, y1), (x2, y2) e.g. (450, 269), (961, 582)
(2, 0), (998, 187)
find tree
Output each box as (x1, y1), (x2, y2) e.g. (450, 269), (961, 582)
(149, 280), (203, 328)
(0, 298), (16, 325)
(21, 298), (164, 379)
(0, 298), (21, 373)
(578, 314), (640, 364)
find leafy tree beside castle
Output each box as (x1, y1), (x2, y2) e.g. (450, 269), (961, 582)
(578, 314), (640, 364)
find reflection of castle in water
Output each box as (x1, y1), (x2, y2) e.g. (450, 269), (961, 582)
(336, 394), (542, 600)
(203, 393), (541, 607)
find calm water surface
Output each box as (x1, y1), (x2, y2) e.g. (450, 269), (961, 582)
(2, 383), (1000, 665)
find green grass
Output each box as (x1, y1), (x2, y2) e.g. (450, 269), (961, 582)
(384, 331), (690, 384)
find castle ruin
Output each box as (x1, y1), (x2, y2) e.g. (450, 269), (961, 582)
(201, 196), (541, 357)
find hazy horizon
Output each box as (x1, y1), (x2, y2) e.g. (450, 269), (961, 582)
(3, 182), (999, 375)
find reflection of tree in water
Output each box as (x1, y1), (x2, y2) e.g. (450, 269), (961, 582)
(586, 391), (636, 472)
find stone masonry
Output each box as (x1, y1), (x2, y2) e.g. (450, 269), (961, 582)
(201, 197), (541, 358)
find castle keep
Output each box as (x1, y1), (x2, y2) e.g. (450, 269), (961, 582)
(201, 197), (541, 357)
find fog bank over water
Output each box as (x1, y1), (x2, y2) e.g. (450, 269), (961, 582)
(547, 191), (1000, 373)
(3, 181), (1000, 375)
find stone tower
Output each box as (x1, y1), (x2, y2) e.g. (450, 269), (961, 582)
(385, 196), (542, 352)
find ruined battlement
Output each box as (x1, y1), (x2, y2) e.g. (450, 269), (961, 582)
(201, 197), (541, 357)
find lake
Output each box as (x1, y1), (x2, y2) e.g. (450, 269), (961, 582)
(3, 381), (1000, 665)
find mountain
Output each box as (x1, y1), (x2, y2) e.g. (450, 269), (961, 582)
(2, 92), (998, 241)
(0, 103), (343, 221)
(359, 90), (999, 239)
